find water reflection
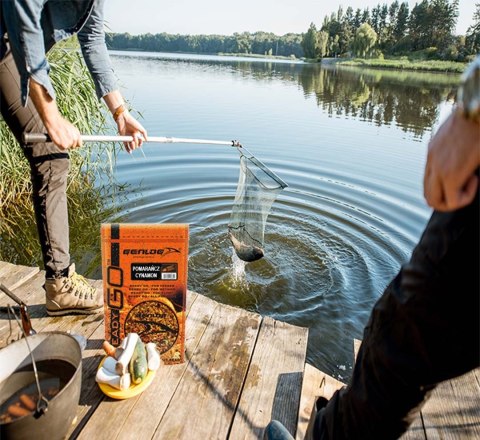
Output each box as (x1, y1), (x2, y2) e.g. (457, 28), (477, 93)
(218, 59), (457, 137)
(299, 66), (457, 137)
(113, 51), (458, 138)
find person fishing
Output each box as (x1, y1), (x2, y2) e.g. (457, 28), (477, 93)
(265, 56), (480, 440)
(0, 0), (148, 316)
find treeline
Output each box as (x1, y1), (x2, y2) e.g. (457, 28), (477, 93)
(106, 32), (304, 58)
(106, 1), (479, 62)
(303, 0), (479, 61)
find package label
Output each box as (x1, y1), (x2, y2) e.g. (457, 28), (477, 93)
(101, 223), (188, 364)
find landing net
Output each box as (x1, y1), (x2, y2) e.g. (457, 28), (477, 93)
(228, 147), (287, 262)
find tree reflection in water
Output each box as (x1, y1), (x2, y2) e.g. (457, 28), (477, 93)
(299, 65), (458, 137)
(223, 58), (458, 137)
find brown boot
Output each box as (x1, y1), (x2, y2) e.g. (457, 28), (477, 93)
(44, 263), (103, 316)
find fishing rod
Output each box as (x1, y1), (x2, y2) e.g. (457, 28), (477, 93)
(23, 133), (241, 147)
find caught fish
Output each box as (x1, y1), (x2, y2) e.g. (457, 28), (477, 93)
(228, 232), (264, 262)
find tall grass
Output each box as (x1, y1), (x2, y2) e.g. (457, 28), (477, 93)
(0, 38), (122, 269)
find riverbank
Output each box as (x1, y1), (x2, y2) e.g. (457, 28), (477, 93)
(319, 57), (467, 74)
(217, 52), (298, 61)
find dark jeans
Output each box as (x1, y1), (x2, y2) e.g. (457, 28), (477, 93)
(311, 184), (480, 439)
(0, 49), (70, 277)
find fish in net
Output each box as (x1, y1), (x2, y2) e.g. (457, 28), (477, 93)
(228, 147), (287, 262)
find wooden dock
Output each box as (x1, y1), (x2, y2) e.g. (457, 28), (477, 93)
(0, 260), (479, 439)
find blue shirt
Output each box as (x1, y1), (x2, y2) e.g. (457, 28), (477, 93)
(1, 0), (117, 106)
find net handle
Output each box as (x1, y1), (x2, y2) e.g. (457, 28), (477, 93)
(23, 132), (241, 147)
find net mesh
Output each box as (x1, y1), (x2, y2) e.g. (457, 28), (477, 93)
(228, 148), (287, 262)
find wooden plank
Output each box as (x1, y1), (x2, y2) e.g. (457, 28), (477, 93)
(77, 291), (225, 440)
(0, 261), (16, 278)
(0, 273), (107, 438)
(354, 338), (480, 439)
(0, 262), (39, 290)
(0, 280), (104, 366)
(70, 290), (201, 438)
(113, 294), (224, 440)
(421, 369), (480, 439)
(150, 303), (262, 440)
(229, 317), (308, 440)
(400, 415), (426, 440)
(296, 363), (345, 440)
(0, 269), (46, 306)
(0, 271), (49, 346)
(353, 338), (362, 360)
(66, 319), (107, 438)
(0, 273), (104, 346)
(78, 292), (209, 440)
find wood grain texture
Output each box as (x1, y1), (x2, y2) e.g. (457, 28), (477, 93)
(151, 303), (261, 440)
(421, 369), (480, 439)
(0, 261), (39, 291)
(1, 261), (478, 440)
(229, 317), (308, 440)
(77, 291), (207, 440)
(296, 363), (345, 440)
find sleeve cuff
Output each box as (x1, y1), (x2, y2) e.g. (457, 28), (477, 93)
(22, 65), (56, 107)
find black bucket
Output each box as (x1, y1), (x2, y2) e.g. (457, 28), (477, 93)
(0, 332), (82, 440)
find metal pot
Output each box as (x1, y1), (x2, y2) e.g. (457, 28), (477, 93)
(0, 332), (82, 440)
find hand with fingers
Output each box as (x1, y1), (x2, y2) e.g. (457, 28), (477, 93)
(28, 78), (83, 150)
(114, 105), (148, 153)
(423, 109), (480, 212)
(45, 114), (83, 150)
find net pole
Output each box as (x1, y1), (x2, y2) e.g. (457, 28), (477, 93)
(23, 133), (241, 147)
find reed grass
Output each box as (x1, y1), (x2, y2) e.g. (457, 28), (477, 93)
(0, 38), (122, 268)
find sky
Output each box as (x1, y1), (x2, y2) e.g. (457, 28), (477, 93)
(104, 0), (476, 37)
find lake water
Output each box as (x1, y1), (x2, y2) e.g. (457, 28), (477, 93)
(99, 51), (459, 380)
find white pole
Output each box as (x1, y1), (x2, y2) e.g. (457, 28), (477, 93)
(23, 133), (241, 147)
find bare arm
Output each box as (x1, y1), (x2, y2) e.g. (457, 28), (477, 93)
(29, 79), (82, 150)
(103, 90), (148, 153)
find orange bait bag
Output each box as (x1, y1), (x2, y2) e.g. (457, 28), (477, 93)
(101, 223), (188, 364)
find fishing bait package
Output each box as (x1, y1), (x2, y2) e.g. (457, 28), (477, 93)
(101, 223), (188, 364)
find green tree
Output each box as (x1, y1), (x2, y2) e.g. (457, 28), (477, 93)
(317, 31), (329, 58)
(431, 0), (459, 49)
(362, 8), (371, 25)
(302, 23), (319, 58)
(379, 4), (389, 31)
(466, 3), (480, 55)
(354, 8), (362, 28)
(351, 23), (378, 58)
(394, 2), (410, 41)
(329, 34), (341, 57)
(235, 32), (252, 53)
(344, 6), (355, 28)
(371, 5), (381, 33)
(409, 0), (458, 51)
(340, 7), (355, 55)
